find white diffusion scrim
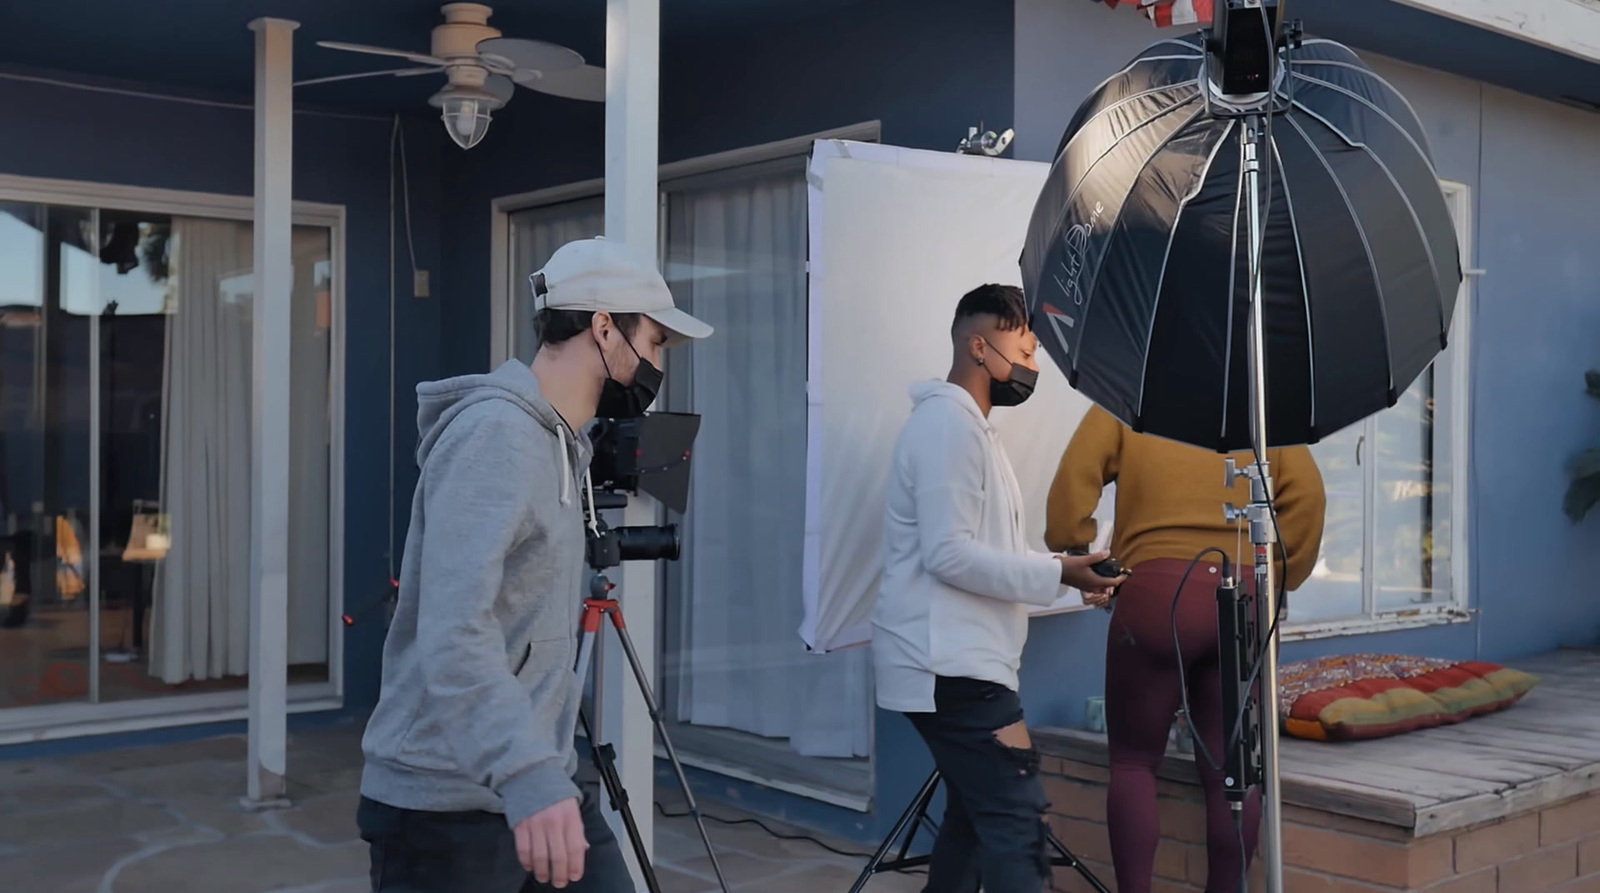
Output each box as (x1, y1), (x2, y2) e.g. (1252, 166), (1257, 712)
(801, 141), (1116, 653)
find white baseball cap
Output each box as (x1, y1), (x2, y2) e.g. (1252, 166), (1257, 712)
(531, 237), (714, 344)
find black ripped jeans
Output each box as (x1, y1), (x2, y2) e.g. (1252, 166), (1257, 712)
(907, 676), (1051, 893)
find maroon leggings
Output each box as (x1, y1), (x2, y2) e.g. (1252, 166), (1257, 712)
(1105, 558), (1260, 893)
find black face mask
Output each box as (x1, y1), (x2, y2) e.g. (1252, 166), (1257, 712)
(983, 339), (1038, 407)
(596, 332), (663, 419)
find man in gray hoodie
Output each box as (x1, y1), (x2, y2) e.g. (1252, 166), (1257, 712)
(356, 238), (713, 892)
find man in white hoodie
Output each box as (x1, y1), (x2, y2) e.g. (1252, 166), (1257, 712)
(874, 283), (1125, 893)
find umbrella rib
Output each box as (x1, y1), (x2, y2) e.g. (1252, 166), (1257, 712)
(1073, 54), (1203, 127)
(1068, 102), (1209, 379)
(1055, 81), (1202, 160)
(1289, 62), (1438, 162)
(1053, 93), (1200, 206)
(1135, 119), (1238, 425)
(1080, 83), (1203, 142)
(1283, 114), (1397, 399)
(1269, 136), (1318, 436)
(1289, 97), (1449, 343)
(1040, 94), (1203, 351)
(1289, 70), (1442, 181)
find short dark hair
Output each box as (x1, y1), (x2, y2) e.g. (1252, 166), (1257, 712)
(952, 284), (1029, 335)
(533, 309), (643, 348)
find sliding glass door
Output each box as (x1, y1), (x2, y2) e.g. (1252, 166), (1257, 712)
(0, 195), (338, 731)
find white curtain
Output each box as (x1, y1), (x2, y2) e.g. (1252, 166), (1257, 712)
(149, 218), (253, 683)
(670, 168), (872, 759)
(286, 229), (331, 666)
(510, 198), (605, 362)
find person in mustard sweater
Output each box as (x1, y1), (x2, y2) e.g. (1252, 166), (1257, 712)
(1045, 405), (1326, 893)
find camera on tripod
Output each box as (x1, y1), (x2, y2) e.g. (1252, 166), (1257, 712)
(583, 412), (701, 571)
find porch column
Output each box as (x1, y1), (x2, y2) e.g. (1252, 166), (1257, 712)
(602, 0), (661, 881)
(245, 15), (297, 809)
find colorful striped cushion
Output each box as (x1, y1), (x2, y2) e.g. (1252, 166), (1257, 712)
(1278, 654), (1540, 742)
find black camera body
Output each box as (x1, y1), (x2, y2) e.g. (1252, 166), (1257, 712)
(583, 413), (701, 572)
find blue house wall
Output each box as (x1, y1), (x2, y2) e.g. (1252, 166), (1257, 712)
(434, 0), (1016, 379)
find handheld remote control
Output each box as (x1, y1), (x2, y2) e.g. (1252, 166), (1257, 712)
(1091, 557), (1129, 579)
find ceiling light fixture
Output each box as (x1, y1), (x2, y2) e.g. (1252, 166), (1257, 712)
(430, 85), (503, 149)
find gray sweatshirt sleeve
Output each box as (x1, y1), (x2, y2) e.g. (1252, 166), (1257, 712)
(413, 408), (579, 828)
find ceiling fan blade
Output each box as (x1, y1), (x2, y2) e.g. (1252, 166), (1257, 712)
(516, 65), (605, 103)
(485, 74), (516, 104)
(317, 41), (445, 67)
(477, 37), (584, 73)
(295, 67), (443, 87)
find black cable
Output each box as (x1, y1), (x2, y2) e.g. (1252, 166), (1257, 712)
(1226, 480), (1291, 757)
(653, 802), (932, 870)
(1218, 0), (1295, 771)
(1168, 547), (1233, 774)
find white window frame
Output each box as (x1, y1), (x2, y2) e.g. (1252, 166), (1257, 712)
(0, 173), (348, 744)
(1283, 179), (1476, 642)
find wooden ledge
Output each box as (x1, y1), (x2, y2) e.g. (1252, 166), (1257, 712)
(1035, 649), (1600, 838)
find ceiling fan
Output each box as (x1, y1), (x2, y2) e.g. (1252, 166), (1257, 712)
(296, 2), (604, 150)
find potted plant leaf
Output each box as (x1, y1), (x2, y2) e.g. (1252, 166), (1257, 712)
(1564, 371), (1600, 522)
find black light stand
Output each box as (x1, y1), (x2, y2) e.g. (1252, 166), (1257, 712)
(846, 770), (1112, 893)
(1203, 4), (1299, 893)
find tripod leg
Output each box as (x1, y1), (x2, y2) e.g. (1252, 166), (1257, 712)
(894, 772), (940, 863)
(1047, 826), (1113, 893)
(575, 622), (598, 677)
(580, 708), (662, 893)
(848, 770), (941, 893)
(609, 616), (731, 893)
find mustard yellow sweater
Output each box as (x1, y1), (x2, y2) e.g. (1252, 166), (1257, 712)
(1045, 406), (1327, 591)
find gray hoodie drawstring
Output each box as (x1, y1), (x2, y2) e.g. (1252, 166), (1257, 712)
(557, 425), (573, 507)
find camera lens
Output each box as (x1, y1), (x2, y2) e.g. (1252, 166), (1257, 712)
(613, 525), (680, 563)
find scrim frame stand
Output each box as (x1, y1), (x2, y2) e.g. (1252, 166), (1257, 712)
(846, 769), (1112, 893)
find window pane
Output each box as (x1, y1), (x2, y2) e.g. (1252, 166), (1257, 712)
(1294, 423), (1366, 623)
(288, 226), (334, 675)
(507, 198), (604, 363)
(1374, 359), (1453, 613)
(0, 203), (95, 707)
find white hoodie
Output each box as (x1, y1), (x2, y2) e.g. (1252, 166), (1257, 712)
(872, 380), (1067, 713)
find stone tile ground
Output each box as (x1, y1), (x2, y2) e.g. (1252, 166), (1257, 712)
(0, 721), (925, 893)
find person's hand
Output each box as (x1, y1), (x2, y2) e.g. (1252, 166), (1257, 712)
(515, 797), (588, 888)
(1057, 551), (1129, 599)
(1083, 590), (1114, 610)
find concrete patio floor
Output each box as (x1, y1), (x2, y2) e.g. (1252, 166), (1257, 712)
(0, 721), (925, 893)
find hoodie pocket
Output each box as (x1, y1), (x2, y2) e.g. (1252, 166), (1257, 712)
(393, 707), (460, 772)
(512, 642), (533, 676)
